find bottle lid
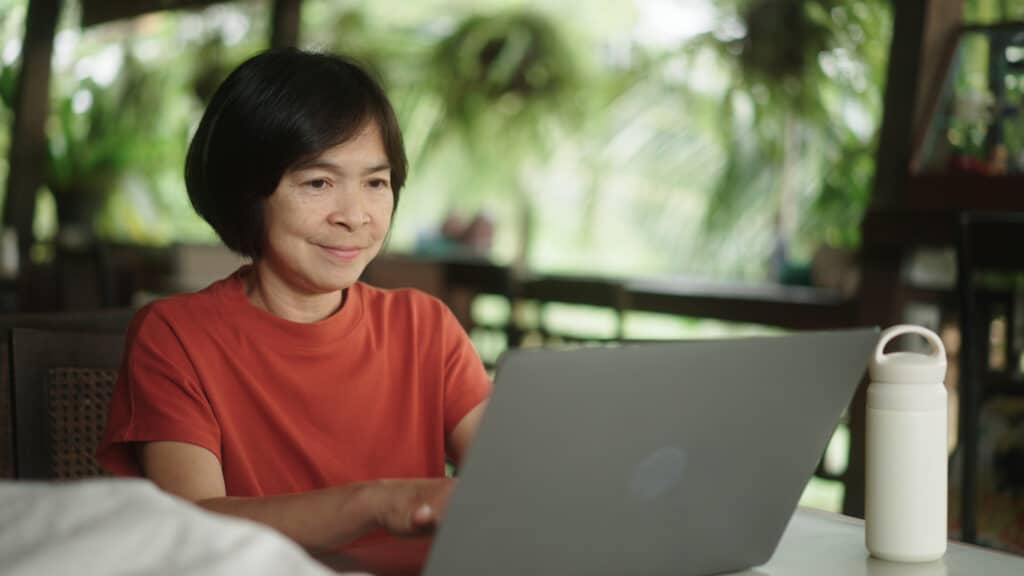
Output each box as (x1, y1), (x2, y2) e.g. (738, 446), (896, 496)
(869, 324), (946, 384)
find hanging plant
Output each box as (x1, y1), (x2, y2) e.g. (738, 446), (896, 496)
(433, 10), (582, 152)
(190, 34), (232, 104)
(427, 10), (584, 269)
(686, 0), (890, 258)
(738, 0), (831, 92)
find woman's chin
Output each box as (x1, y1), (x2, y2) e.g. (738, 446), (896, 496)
(311, 270), (365, 293)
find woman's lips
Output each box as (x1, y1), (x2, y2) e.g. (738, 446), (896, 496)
(319, 244), (363, 262)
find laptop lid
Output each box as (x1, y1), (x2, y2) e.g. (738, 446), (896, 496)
(423, 327), (879, 576)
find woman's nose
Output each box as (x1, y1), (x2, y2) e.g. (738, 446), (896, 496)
(329, 190), (369, 229)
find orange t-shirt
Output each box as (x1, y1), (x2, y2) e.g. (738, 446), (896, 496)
(96, 266), (491, 499)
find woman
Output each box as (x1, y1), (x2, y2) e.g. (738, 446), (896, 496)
(96, 48), (491, 552)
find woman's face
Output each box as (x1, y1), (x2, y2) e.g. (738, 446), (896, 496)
(258, 121), (394, 296)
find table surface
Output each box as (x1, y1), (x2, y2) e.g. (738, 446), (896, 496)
(737, 507), (1024, 576)
(319, 507), (1024, 575)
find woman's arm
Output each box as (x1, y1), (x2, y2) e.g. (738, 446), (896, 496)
(140, 441), (452, 551)
(447, 401), (488, 465)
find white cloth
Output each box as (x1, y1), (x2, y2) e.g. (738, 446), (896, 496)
(0, 478), (365, 576)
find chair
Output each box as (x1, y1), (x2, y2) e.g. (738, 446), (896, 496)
(0, 309), (135, 478)
(956, 211), (1024, 545)
(44, 366), (119, 478)
(9, 328), (125, 479)
(2, 307), (132, 477)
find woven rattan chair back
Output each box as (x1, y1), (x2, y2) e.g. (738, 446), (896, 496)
(47, 367), (118, 479)
(9, 328), (124, 479)
(0, 309), (134, 478)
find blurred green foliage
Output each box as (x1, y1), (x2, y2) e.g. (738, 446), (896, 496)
(965, 0), (1024, 23)
(686, 0), (891, 258)
(0, 0), (900, 280)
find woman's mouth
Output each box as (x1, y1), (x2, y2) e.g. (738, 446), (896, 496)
(319, 244), (363, 262)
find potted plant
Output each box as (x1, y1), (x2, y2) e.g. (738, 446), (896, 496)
(45, 51), (177, 247)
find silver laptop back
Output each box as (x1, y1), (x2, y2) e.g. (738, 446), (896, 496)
(424, 328), (878, 576)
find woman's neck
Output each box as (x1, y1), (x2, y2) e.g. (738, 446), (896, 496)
(244, 265), (344, 323)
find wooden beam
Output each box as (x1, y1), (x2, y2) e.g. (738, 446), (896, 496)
(270, 0), (302, 48)
(80, 0), (225, 27)
(906, 173), (1024, 212)
(3, 0), (62, 263)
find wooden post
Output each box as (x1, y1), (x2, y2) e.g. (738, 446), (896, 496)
(3, 0), (63, 265)
(270, 0), (302, 48)
(846, 0), (964, 519)
(846, 0), (929, 519)
(868, 0), (929, 212)
(911, 0), (965, 171)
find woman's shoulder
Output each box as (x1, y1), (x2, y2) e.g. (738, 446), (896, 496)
(355, 283), (465, 344)
(130, 273), (239, 334)
(126, 294), (210, 339)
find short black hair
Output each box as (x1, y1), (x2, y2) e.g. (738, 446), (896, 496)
(185, 48), (407, 259)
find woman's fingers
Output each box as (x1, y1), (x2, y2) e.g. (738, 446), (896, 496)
(372, 478), (454, 536)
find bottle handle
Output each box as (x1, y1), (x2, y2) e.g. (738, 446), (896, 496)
(873, 324), (945, 365)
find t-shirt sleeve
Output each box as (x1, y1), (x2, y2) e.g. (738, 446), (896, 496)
(96, 306), (222, 476)
(440, 305), (492, 437)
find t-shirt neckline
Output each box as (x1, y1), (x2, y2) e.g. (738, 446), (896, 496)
(215, 265), (365, 351)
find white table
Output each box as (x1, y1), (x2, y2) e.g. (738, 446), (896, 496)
(321, 506), (1024, 575)
(739, 507), (1024, 575)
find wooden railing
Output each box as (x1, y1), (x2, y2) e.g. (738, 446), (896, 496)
(364, 253), (859, 342)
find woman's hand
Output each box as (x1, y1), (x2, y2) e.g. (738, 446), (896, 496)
(367, 478), (455, 536)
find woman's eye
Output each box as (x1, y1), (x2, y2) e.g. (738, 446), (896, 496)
(368, 178), (390, 190)
(308, 178), (329, 190)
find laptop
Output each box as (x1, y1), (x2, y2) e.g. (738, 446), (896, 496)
(420, 327), (879, 576)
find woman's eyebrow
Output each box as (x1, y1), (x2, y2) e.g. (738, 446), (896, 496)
(291, 161), (390, 176)
(361, 163), (391, 176)
(291, 160), (342, 174)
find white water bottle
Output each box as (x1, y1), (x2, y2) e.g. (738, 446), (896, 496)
(866, 325), (948, 562)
